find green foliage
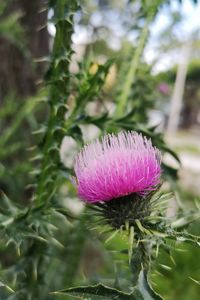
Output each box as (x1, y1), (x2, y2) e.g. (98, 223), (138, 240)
(0, 0), (26, 52)
(152, 220), (200, 300)
(0, 93), (42, 203)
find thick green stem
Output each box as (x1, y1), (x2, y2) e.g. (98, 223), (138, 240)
(131, 241), (150, 286)
(35, 0), (78, 206)
(114, 13), (154, 118)
(130, 241), (163, 299)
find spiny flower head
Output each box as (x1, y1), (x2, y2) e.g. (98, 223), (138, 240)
(74, 131), (161, 204)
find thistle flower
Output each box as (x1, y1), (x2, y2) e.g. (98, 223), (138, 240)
(74, 131), (161, 229)
(74, 131), (161, 203)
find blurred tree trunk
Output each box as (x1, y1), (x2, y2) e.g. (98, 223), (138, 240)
(166, 41), (191, 135)
(181, 84), (200, 129)
(0, 0), (49, 101)
(0, 0), (49, 201)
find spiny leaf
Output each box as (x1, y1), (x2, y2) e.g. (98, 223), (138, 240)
(129, 226), (134, 264)
(137, 270), (163, 300)
(32, 126), (47, 135)
(81, 112), (109, 129)
(135, 219), (145, 233)
(0, 281), (15, 293)
(22, 233), (48, 243)
(52, 283), (138, 299)
(0, 191), (17, 214)
(159, 264), (172, 271)
(150, 231), (168, 238)
(105, 229), (120, 244)
(30, 154), (43, 162)
(189, 276), (200, 286)
(161, 146), (181, 164)
(171, 212), (200, 229)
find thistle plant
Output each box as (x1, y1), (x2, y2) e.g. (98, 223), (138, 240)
(74, 131), (162, 276)
(57, 133), (200, 300)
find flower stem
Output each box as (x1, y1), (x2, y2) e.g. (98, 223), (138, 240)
(130, 240), (150, 286)
(114, 10), (155, 118)
(35, 0), (78, 206)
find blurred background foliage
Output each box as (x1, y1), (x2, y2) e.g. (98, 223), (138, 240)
(0, 0), (200, 299)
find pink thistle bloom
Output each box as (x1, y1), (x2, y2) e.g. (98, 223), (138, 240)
(158, 83), (169, 95)
(74, 131), (161, 203)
